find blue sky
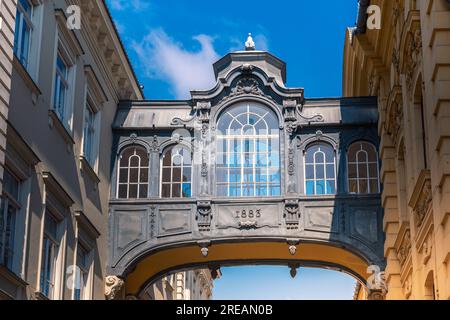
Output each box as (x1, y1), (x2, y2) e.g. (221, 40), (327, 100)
(106, 0), (360, 299)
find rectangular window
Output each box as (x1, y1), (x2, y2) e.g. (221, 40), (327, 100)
(0, 170), (21, 271)
(74, 243), (92, 300)
(53, 52), (70, 128)
(40, 213), (60, 299)
(13, 0), (33, 69)
(83, 102), (97, 167)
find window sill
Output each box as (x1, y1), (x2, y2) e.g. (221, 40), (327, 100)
(13, 55), (41, 99)
(48, 109), (75, 145)
(79, 155), (100, 185)
(0, 265), (29, 288)
(34, 291), (50, 301)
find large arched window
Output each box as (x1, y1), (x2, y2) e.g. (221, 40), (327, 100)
(117, 146), (149, 199)
(304, 143), (336, 195)
(161, 145), (192, 198)
(347, 141), (379, 194)
(216, 102), (280, 197)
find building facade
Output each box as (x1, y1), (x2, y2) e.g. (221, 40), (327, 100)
(106, 40), (385, 300)
(344, 0), (450, 299)
(0, 0), (212, 300)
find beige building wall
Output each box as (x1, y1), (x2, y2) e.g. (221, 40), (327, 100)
(0, 0), (141, 300)
(0, 0), (16, 193)
(142, 270), (215, 301)
(343, 0), (450, 300)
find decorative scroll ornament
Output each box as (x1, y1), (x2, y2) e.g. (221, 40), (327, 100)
(283, 100), (324, 136)
(230, 78), (264, 97)
(367, 270), (387, 300)
(150, 135), (159, 152)
(414, 181), (432, 228)
(397, 229), (411, 267)
(197, 201), (212, 231)
(105, 276), (124, 300)
(284, 200), (300, 230)
(171, 101), (212, 126)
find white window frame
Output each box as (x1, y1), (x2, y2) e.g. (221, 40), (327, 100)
(38, 208), (66, 300)
(73, 241), (93, 300)
(51, 31), (77, 133)
(347, 142), (380, 194)
(0, 169), (21, 272)
(215, 102), (281, 197)
(117, 146), (150, 199)
(82, 97), (101, 170)
(13, 0), (34, 69)
(160, 146), (193, 199)
(304, 144), (337, 196)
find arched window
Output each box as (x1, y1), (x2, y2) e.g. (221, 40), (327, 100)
(117, 146), (149, 199)
(347, 142), (379, 194)
(161, 145), (192, 198)
(304, 143), (336, 195)
(216, 102), (280, 197)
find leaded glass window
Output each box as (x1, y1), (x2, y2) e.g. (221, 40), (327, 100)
(216, 102), (281, 197)
(304, 143), (336, 195)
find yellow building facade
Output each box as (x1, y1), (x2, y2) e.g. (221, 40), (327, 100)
(344, 0), (450, 299)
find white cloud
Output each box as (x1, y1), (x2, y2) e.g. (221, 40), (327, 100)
(132, 29), (220, 99)
(108, 0), (150, 12)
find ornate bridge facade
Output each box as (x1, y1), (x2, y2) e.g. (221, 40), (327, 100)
(106, 48), (385, 299)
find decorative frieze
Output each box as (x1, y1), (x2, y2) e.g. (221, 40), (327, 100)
(397, 229), (411, 267)
(409, 170), (432, 229)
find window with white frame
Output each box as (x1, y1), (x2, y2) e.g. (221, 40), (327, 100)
(161, 145), (192, 198)
(216, 102), (281, 197)
(74, 243), (92, 300)
(13, 0), (33, 69)
(82, 100), (98, 168)
(53, 51), (70, 128)
(117, 146), (149, 199)
(347, 141), (380, 194)
(40, 213), (60, 299)
(0, 169), (21, 271)
(304, 143), (336, 195)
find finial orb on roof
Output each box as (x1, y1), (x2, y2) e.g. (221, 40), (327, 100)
(245, 33), (256, 51)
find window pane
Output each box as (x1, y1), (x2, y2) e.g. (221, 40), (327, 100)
(358, 164), (368, 178)
(162, 168), (171, 183)
(182, 167), (191, 183)
(182, 183), (191, 198)
(172, 184), (181, 198)
(129, 168), (139, 183)
(172, 167), (181, 182)
(306, 181), (315, 195)
(348, 164), (357, 179)
(118, 184), (127, 198)
(316, 164), (325, 179)
(305, 165), (314, 179)
(349, 180), (358, 193)
(316, 180), (326, 195)
(369, 164), (378, 179)
(129, 184), (138, 198)
(359, 180), (368, 194)
(217, 168), (227, 183)
(327, 180), (336, 194)
(139, 184), (148, 198)
(129, 155), (140, 167)
(315, 152), (324, 163)
(161, 184), (170, 198)
(140, 169), (149, 183)
(326, 164), (335, 179)
(369, 179), (379, 193)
